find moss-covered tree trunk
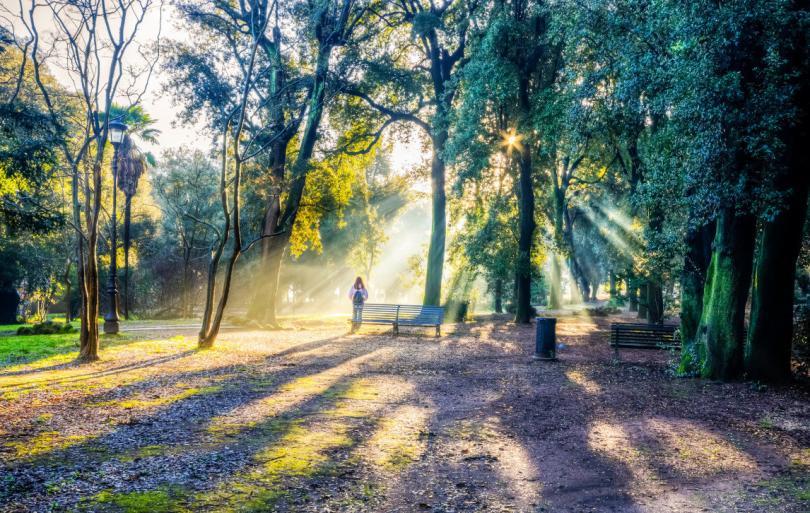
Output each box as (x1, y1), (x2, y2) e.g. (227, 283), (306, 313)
(679, 220), (716, 363)
(696, 210), (756, 380)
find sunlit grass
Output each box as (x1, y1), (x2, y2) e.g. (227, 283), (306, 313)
(0, 332), (80, 366)
(94, 487), (189, 513)
(363, 404), (428, 470)
(93, 385), (222, 410)
(5, 430), (95, 459)
(204, 349), (391, 444)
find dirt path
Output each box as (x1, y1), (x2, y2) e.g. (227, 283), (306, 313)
(0, 314), (808, 512)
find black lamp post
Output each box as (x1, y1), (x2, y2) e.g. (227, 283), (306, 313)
(103, 119), (128, 335)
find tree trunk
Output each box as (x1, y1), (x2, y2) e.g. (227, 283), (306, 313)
(549, 255), (562, 310)
(252, 233), (287, 326)
(78, 220), (100, 362)
(514, 137), (535, 324)
(628, 271), (639, 312)
(494, 278), (503, 313)
(679, 220), (716, 367)
(123, 194), (132, 320)
(647, 280), (664, 324)
(745, 23), (808, 381)
(746, 146), (808, 381)
(424, 132), (447, 306)
(696, 209), (756, 380)
(246, 44), (289, 326)
(241, 38), (334, 332)
(246, 183), (283, 326)
(637, 281), (648, 319)
(63, 258), (72, 323)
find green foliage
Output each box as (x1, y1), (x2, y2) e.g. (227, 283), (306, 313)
(16, 321), (75, 336)
(0, 48), (66, 234)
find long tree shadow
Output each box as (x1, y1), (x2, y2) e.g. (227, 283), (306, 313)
(3, 317), (796, 512)
(370, 317), (649, 512)
(0, 331), (153, 374)
(0, 336), (400, 510)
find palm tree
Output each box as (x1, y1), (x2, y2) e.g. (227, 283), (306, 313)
(108, 105), (159, 319)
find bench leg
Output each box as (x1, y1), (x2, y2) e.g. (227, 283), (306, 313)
(435, 325), (440, 337)
(393, 323), (398, 336)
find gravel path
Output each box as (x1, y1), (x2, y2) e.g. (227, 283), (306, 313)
(1, 314), (808, 512)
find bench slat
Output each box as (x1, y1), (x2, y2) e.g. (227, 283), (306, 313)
(353, 303), (444, 335)
(610, 322), (679, 351)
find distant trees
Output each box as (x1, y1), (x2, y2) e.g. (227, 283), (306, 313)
(152, 148), (221, 317)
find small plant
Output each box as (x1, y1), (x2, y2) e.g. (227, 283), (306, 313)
(16, 321), (75, 336)
(585, 305), (620, 317)
(793, 305), (810, 379)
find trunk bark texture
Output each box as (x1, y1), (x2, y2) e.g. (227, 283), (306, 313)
(696, 210), (756, 380)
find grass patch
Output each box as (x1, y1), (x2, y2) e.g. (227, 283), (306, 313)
(0, 333), (80, 366)
(93, 385), (222, 410)
(94, 487), (188, 513)
(5, 430), (94, 458)
(117, 445), (167, 463)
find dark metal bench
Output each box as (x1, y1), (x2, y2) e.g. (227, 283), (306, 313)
(352, 304), (444, 337)
(610, 322), (679, 357)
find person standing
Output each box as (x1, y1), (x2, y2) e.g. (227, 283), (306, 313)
(348, 277), (368, 331)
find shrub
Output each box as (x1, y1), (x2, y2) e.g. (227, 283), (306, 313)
(793, 305), (810, 379)
(16, 321), (75, 336)
(444, 300), (469, 322)
(585, 305), (621, 317)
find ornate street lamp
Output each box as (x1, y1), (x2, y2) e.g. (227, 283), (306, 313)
(104, 119), (128, 334)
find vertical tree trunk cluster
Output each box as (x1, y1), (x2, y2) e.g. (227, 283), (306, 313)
(677, 3), (808, 382)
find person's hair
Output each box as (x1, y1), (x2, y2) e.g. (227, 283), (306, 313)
(354, 276), (364, 289)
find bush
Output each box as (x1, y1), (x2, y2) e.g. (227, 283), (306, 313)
(444, 300), (469, 322)
(585, 305), (621, 317)
(16, 321), (75, 336)
(793, 305), (810, 379)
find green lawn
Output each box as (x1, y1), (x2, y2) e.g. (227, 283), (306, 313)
(0, 332), (81, 366)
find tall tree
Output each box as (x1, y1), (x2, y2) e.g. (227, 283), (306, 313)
(15, 0), (160, 361)
(745, 0), (809, 381)
(349, 0), (479, 307)
(171, 0), (369, 328)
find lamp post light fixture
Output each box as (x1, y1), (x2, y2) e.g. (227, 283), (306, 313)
(103, 119), (128, 335)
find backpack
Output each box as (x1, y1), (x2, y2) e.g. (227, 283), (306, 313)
(353, 289), (364, 305)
